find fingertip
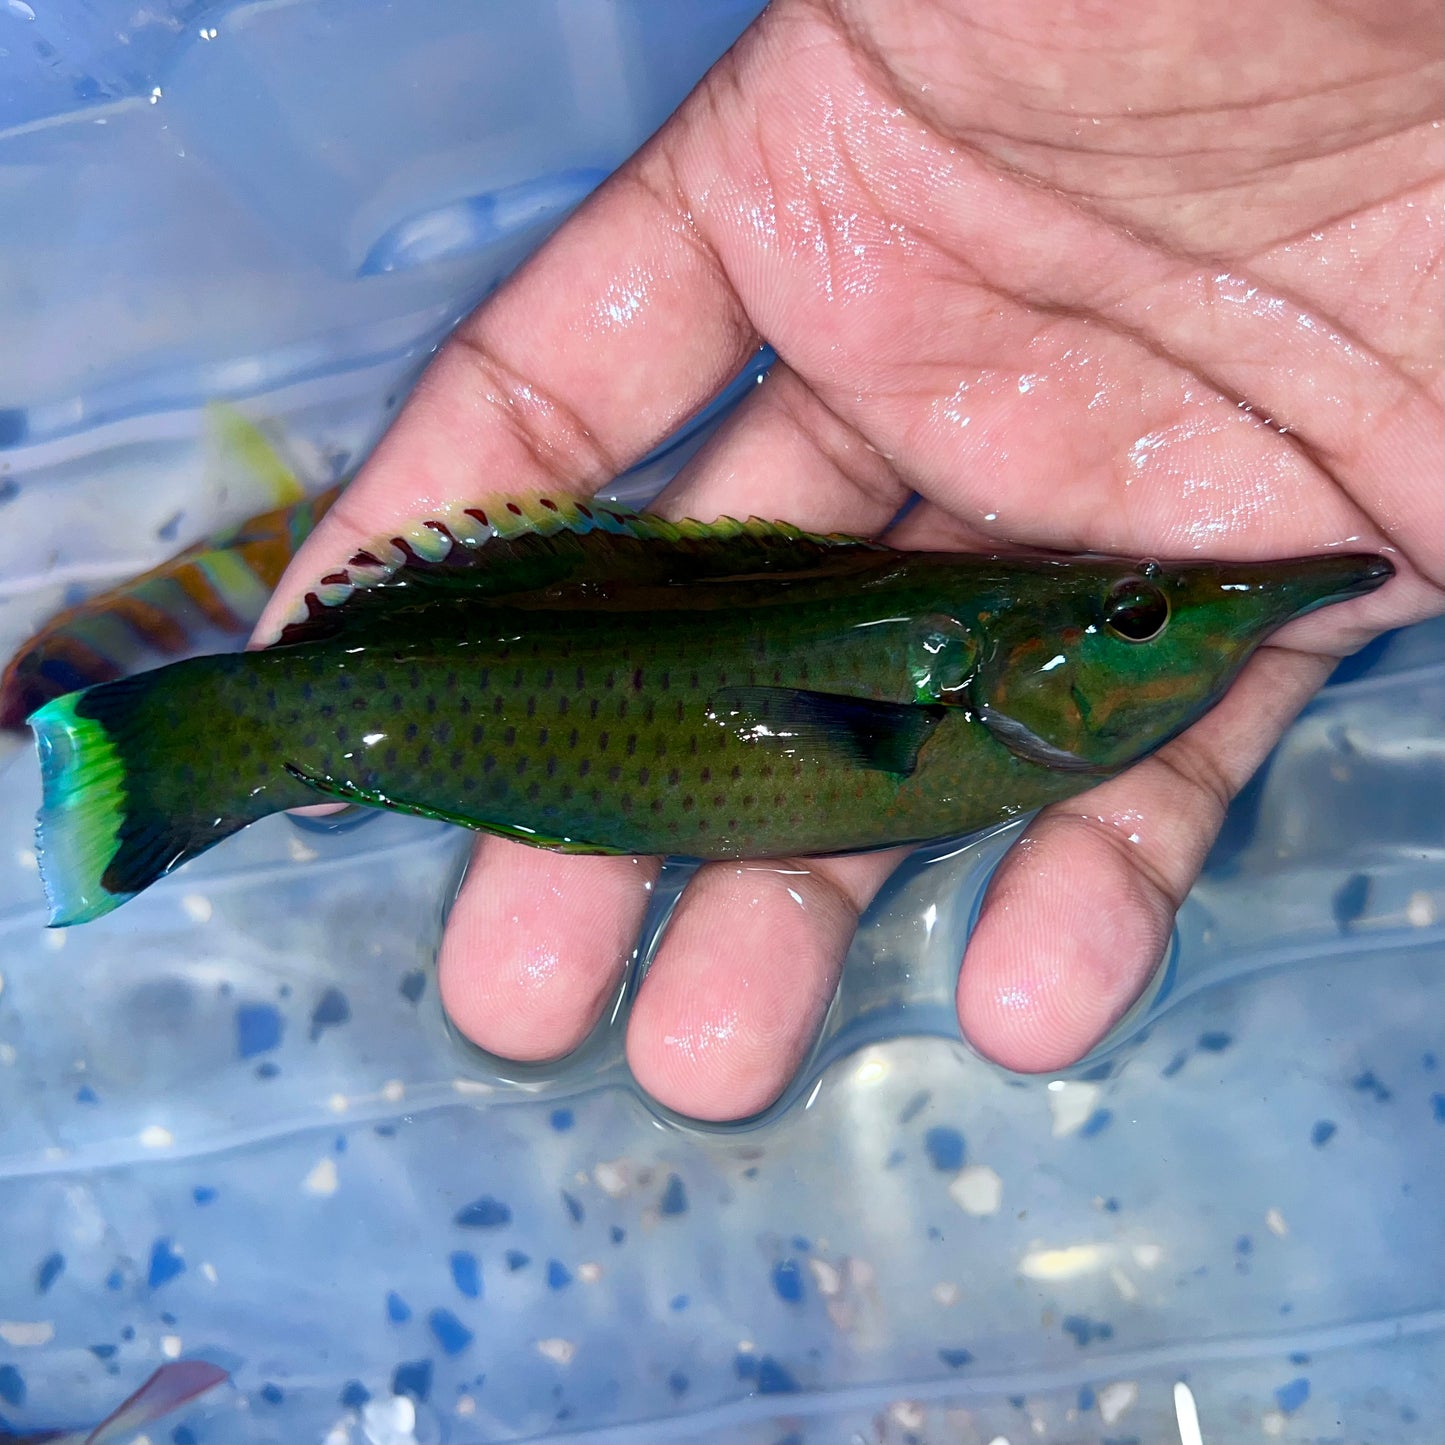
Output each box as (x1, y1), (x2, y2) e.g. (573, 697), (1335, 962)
(626, 862), (863, 1121)
(437, 842), (659, 1062)
(956, 823), (1174, 1074)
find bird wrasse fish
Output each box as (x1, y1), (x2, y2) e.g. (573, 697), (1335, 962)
(27, 494), (1392, 926)
(0, 409), (341, 731)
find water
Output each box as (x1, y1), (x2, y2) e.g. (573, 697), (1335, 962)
(0, 0), (1441, 1439)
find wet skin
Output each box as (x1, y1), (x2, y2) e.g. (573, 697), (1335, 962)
(253, 0), (1444, 1120)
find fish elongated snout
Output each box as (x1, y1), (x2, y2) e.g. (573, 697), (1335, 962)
(1272, 552), (1394, 622)
(1218, 551), (1396, 633)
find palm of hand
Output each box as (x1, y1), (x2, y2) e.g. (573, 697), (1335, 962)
(255, 0), (1443, 1119)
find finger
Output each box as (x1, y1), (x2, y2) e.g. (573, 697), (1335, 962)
(437, 839), (661, 1061)
(250, 93), (763, 645)
(957, 643), (1335, 1073)
(626, 849), (906, 1121)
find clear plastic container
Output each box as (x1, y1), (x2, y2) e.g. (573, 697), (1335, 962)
(0, 2), (1440, 1441)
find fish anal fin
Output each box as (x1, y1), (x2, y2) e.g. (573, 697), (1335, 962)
(709, 686), (946, 777)
(282, 761), (628, 854)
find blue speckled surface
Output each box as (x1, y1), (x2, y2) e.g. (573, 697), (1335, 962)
(1, 1), (1442, 1440)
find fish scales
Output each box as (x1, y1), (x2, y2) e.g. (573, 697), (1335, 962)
(128, 561), (1053, 866)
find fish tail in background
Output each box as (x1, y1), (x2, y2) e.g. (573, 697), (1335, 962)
(28, 667), (311, 926)
(84, 1360), (230, 1445)
(0, 483), (342, 731)
(203, 399), (307, 509)
(8, 1360), (232, 1445)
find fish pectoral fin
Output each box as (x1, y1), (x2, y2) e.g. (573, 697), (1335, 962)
(282, 762), (628, 854)
(709, 686), (946, 777)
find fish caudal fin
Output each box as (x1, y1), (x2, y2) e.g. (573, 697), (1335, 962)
(28, 674), (284, 926)
(30, 692), (137, 924)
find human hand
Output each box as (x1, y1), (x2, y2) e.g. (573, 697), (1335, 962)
(253, 0), (1443, 1119)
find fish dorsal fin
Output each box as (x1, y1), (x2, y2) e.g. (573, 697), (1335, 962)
(274, 494), (882, 645)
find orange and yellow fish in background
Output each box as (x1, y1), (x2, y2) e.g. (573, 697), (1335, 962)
(0, 408), (341, 730)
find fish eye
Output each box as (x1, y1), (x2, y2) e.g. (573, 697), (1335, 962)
(1104, 576), (1170, 642)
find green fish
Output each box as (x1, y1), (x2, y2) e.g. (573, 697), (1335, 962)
(28, 494), (1391, 926)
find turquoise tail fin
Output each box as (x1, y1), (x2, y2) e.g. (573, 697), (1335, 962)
(30, 691), (138, 925)
(28, 671), (300, 926)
